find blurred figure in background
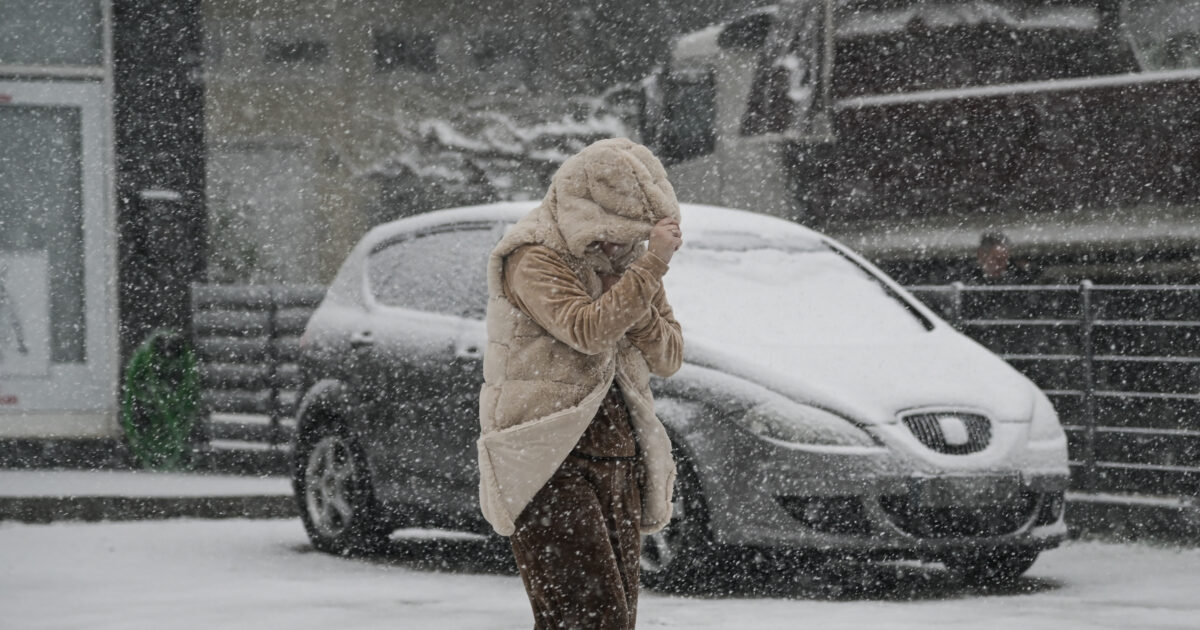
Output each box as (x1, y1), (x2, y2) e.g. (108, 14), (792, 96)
(973, 231), (1036, 284)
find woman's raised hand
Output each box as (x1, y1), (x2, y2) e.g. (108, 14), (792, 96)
(647, 218), (682, 264)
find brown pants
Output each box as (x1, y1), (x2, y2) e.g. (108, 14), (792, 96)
(510, 455), (642, 630)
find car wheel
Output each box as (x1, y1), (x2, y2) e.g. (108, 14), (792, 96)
(294, 420), (390, 555)
(944, 546), (1039, 585)
(640, 456), (714, 590)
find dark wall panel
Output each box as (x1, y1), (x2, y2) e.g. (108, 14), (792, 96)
(112, 0), (207, 365)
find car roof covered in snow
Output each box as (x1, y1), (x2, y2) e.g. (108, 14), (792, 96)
(362, 201), (824, 248)
(323, 201), (831, 307)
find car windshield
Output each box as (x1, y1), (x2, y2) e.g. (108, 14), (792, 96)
(665, 231), (930, 353)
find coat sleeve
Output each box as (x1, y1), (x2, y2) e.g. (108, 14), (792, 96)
(626, 283), (683, 377)
(504, 246), (667, 356)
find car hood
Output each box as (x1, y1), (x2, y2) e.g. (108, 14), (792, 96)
(682, 326), (1036, 425)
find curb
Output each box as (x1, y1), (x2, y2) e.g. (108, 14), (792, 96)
(0, 495), (297, 524)
(4, 488), (1196, 548)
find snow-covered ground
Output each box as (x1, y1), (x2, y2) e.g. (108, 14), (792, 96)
(2, 518), (1198, 629)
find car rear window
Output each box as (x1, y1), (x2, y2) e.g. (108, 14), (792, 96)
(367, 224), (499, 316)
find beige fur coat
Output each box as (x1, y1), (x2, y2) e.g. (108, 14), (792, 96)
(477, 138), (683, 536)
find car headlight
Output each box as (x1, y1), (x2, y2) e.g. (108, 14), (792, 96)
(1029, 392), (1066, 443)
(739, 400), (877, 447)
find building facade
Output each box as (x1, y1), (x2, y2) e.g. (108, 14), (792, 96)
(200, 0), (753, 284)
(1, 1), (206, 443)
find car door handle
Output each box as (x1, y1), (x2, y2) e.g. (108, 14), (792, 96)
(350, 331), (375, 348)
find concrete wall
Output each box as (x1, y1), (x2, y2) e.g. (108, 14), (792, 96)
(200, 0), (608, 284)
(201, 0), (758, 284)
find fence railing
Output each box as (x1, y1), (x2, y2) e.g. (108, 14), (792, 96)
(190, 283), (325, 447)
(908, 283), (1200, 497)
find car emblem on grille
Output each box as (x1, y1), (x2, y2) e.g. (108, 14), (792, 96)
(937, 415), (971, 447)
(902, 412), (991, 454)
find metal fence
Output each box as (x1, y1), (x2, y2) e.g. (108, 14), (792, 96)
(190, 283), (325, 447)
(908, 283), (1200, 497)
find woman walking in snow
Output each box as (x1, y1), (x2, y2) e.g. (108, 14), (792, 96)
(477, 138), (684, 629)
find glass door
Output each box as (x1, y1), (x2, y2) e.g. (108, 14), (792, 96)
(0, 81), (116, 437)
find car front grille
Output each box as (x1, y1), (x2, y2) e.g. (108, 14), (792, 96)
(879, 491), (1041, 538)
(902, 412), (991, 455)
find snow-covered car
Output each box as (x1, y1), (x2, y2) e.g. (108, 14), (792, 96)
(292, 202), (1070, 584)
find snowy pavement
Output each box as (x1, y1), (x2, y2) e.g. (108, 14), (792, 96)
(2, 518), (1199, 629)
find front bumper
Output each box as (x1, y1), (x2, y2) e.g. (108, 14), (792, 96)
(693, 427), (1070, 558)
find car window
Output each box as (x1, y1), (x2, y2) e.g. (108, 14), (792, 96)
(367, 224), (498, 317)
(832, 1), (1139, 97)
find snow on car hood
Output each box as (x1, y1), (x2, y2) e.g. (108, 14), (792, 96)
(665, 227), (1036, 425)
(680, 332), (1035, 426)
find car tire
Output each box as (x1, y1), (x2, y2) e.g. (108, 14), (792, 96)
(294, 418), (390, 555)
(944, 546), (1039, 585)
(640, 456), (715, 591)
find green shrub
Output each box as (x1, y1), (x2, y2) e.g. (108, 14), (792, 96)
(121, 330), (201, 470)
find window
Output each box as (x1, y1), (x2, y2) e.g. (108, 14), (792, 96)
(832, 3), (1139, 97)
(0, 105), (86, 363)
(263, 39), (330, 64)
(741, 57), (795, 135)
(1156, 32), (1200, 69)
(367, 226), (498, 316)
(740, 0), (825, 136)
(658, 69), (717, 164)
(374, 31), (437, 73)
(0, 1), (103, 67)
(466, 29), (537, 88)
(468, 30), (508, 71)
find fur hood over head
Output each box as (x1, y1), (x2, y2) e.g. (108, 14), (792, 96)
(524, 137), (681, 273)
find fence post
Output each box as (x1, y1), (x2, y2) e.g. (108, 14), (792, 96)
(266, 287), (282, 447)
(950, 281), (965, 329)
(188, 282), (212, 447)
(1079, 280), (1098, 492)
